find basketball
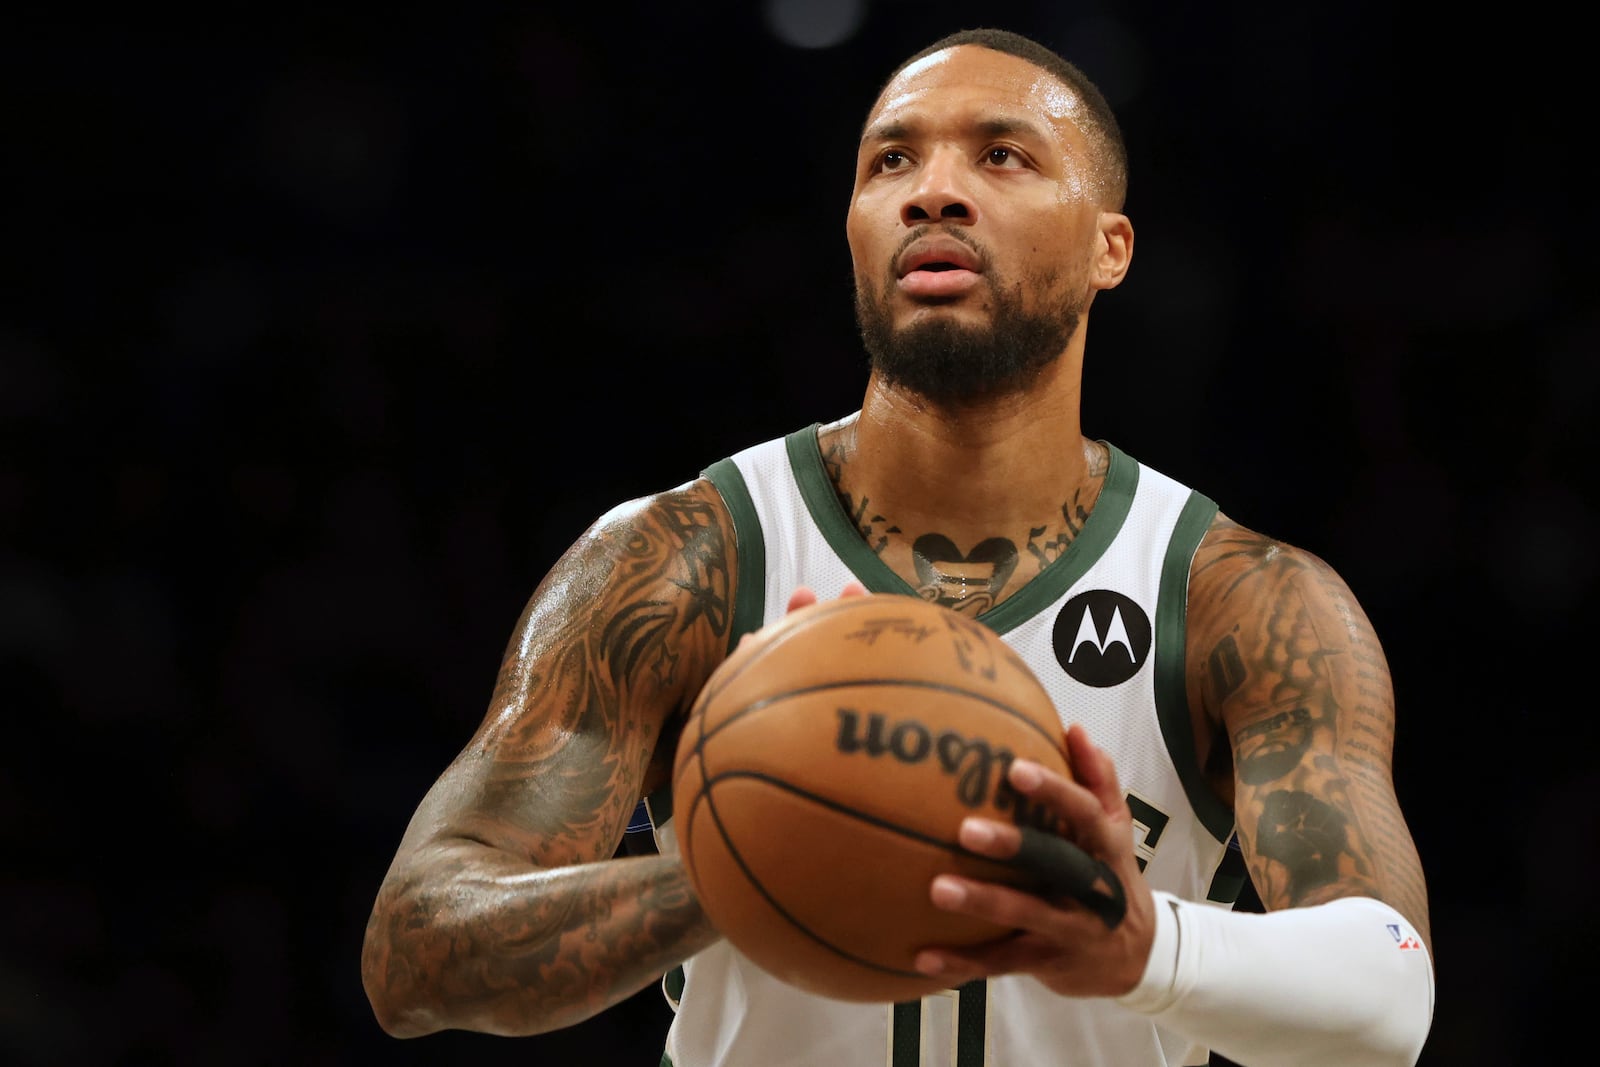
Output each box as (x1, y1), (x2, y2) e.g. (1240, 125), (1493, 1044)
(670, 592), (1071, 1003)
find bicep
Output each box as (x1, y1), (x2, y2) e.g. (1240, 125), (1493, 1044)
(403, 481), (737, 870)
(1190, 519), (1430, 946)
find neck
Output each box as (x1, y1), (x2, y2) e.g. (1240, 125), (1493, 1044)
(845, 353), (1094, 525)
(818, 356), (1106, 612)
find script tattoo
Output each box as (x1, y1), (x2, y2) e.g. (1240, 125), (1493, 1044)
(1024, 486), (1095, 569)
(659, 496), (732, 637)
(839, 489), (897, 555)
(822, 429), (898, 554)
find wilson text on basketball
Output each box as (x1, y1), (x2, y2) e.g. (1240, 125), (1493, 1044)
(833, 707), (1055, 829)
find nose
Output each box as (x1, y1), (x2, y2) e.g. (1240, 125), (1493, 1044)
(899, 148), (976, 226)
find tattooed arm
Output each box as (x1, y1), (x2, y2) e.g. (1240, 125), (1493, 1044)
(360, 481), (735, 1038)
(879, 510), (1434, 1060)
(1188, 513), (1431, 951)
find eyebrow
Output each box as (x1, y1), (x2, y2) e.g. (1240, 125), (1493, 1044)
(860, 115), (1050, 147)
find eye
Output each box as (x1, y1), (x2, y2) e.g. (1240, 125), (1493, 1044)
(984, 146), (1019, 167)
(878, 149), (910, 172)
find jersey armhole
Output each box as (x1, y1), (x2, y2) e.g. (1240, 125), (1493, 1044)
(1152, 490), (1234, 846)
(702, 457), (767, 654)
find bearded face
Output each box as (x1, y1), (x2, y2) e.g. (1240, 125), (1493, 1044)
(854, 245), (1083, 406)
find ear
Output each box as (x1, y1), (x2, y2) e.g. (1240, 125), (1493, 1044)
(1090, 212), (1133, 291)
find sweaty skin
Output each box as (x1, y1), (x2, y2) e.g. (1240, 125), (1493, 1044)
(361, 39), (1430, 1041)
(361, 486), (732, 1036)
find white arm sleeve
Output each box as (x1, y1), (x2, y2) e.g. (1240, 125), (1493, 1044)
(1114, 892), (1435, 1066)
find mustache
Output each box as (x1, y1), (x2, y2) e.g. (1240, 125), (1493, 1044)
(892, 225), (992, 273)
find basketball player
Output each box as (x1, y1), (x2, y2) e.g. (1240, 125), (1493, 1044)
(361, 27), (1434, 1066)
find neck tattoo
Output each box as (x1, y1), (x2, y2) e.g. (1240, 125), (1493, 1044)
(912, 533), (1020, 615)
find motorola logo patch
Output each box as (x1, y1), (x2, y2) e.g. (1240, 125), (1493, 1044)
(1051, 590), (1151, 687)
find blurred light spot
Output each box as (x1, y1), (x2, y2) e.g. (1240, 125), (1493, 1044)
(764, 0), (865, 49)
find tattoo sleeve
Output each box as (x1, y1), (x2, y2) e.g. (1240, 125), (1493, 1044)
(361, 483), (733, 1037)
(1194, 519), (1431, 951)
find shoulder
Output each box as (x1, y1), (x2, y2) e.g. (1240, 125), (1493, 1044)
(532, 477), (741, 701)
(1191, 511), (1344, 582)
(1191, 510), (1348, 596)
(539, 477), (740, 619)
(584, 477), (734, 540)
(1186, 510), (1375, 648)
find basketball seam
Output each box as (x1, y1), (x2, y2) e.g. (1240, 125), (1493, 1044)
(693, 777), (980, 982)
(688, 676), (1062, 750)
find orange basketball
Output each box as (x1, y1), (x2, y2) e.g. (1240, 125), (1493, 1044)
(670, 592), (1070, 1003)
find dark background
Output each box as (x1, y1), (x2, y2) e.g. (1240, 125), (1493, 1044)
(5, 1), (1596, 1064)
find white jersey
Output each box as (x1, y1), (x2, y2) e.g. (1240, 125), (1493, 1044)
(646, 423), (1243, 1067)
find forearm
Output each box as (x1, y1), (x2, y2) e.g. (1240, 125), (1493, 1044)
(362, 843), (717, 1038)
(1115, 893), (1434, 1066)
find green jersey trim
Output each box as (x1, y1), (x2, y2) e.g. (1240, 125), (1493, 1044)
(784, 424), (1141, 636)
(702, 456), (769, 654)
(1152, 489), (1232, 844)
(648, 459), (772, 834)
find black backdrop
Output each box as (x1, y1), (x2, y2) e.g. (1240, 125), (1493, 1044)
(6, 2), (1596, 1064)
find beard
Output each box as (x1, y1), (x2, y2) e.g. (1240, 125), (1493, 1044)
(855, 262), (1082, 407)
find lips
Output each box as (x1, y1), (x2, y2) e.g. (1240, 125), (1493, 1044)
(896, 237), (983, 278)
(895, 236), (984, 299)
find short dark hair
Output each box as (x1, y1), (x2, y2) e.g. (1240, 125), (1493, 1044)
(875, 27), (1128, 210)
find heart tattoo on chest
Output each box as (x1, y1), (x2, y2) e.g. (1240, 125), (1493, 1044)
(912, 534), (1019, 612)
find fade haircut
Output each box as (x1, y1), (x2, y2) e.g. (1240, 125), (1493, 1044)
(873, 27), (1129, 210)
